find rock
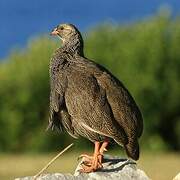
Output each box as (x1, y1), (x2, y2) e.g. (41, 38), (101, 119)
(15, 155), (150, 180)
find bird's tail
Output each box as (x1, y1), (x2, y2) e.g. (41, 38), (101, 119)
(124, 139), (140, 161)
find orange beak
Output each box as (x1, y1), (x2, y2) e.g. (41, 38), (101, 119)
(50, 28), (59, 36)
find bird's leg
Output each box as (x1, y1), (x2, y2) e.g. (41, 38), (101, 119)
(79, 141), (100, 166)
(80, 141), (102, 172)
(98, 140), (109, 164)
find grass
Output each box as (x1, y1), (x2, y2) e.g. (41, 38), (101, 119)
(138, 151), (180, 180)
(0, 150), (179, 180)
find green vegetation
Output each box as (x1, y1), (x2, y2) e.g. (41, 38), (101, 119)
(0, 13), (180, 153)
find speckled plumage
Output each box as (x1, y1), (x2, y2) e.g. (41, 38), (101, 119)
(48, 24), (143, 160)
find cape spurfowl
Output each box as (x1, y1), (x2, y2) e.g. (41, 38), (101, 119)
(48, 23), (143, 173)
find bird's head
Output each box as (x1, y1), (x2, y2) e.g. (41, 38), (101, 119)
(50, 24), (77, 41)
(50, 23), (84, 55)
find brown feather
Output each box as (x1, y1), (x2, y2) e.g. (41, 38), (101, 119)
(48, 23), (143, 160)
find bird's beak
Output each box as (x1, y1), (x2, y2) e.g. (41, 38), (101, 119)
(50, 28), (59, 36)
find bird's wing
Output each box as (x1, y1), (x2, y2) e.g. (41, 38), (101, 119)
(47, 54), (68, 131)
(93, 69), (143, 160)
(64, 66), (128, 145)
(93, 69), (143, 139)
(75, 57), (143, 139)
(48, 89), (64, 131)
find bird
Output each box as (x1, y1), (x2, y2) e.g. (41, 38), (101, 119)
(48, 23), (143, 173)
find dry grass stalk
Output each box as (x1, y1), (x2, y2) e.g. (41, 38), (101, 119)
(33, 143), (74, 179)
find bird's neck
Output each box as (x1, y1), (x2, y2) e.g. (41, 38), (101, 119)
(61, 34), (84, 57)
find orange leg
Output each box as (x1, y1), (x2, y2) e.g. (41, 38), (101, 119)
(80, 141), (102, 172)
(80, 140), (109, 173)
(98, 140), (109, 164)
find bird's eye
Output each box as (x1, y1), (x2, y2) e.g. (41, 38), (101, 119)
(60, 27), (64, 30)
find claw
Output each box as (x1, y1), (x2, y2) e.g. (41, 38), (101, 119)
(80, 164), (96, 173)
(80, 161), (92, 167)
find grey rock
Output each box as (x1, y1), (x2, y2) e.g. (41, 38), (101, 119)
(15, 155), (150, 180)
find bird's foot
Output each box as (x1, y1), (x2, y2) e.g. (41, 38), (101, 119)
(78, 154), (93, 166)
(79, 153), (103, 173)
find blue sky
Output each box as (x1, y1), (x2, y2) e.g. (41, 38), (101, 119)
(0, 0), (179, 58)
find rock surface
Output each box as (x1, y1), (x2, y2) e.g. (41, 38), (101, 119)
(15, 155), (150, 180)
